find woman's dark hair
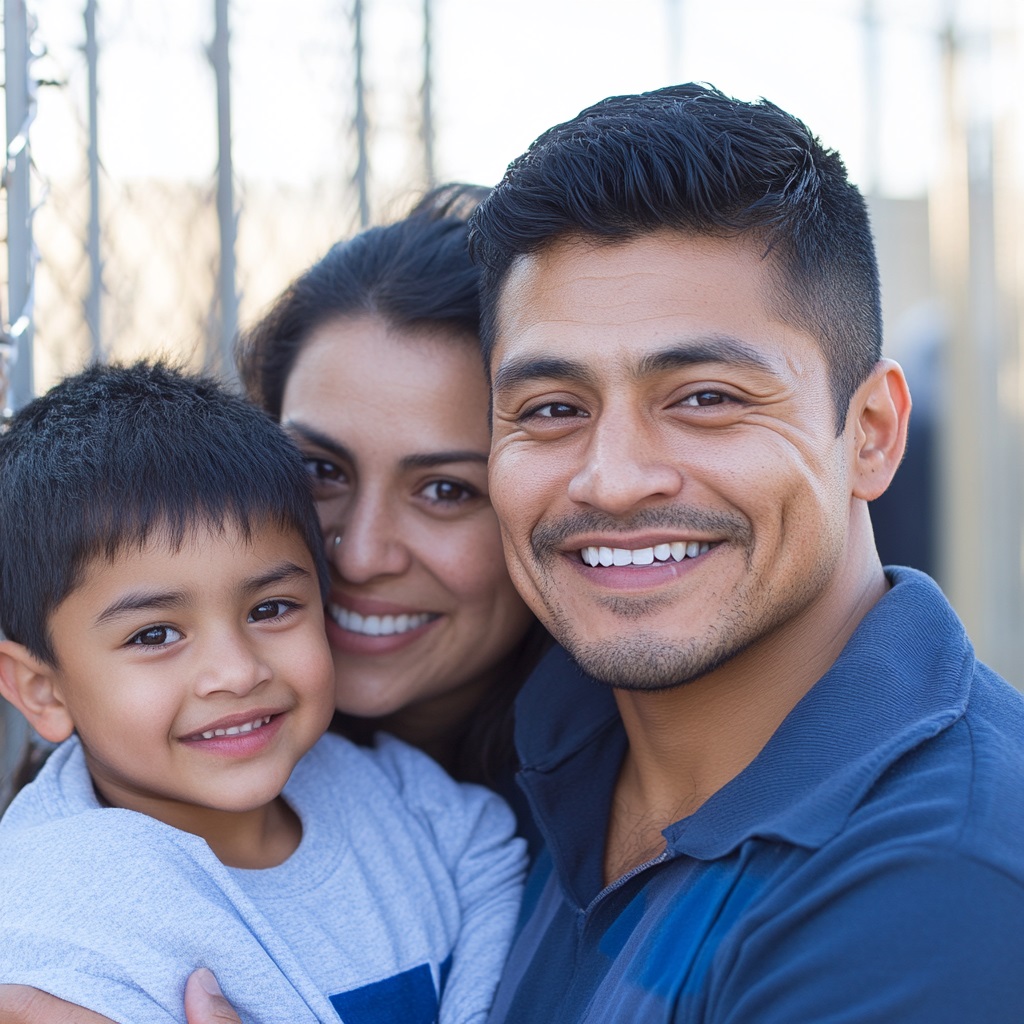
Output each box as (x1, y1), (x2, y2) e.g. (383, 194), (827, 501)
(238, 183), (491, 419)
(236, 185), (549, 787)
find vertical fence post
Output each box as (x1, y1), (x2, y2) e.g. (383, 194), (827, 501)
(1, 0), (35, 808)
(84, 0), (102, 359)
(421, 0), (435, 188)
(352, 0), (370, 227)
(211, 0), (238, 377)
(3, 0), (35, 410)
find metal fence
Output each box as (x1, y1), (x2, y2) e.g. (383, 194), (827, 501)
(2, 0), (1023, 802)
(1, 0), (437, 803)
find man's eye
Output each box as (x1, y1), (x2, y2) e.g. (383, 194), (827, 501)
(128, 625), (182, 646)
(680, 391), (727, 407)
(249, 600), (295, 623)
(531, 402), (585, 418)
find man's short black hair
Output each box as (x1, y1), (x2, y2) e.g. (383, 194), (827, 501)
(0, 361), (328, 664)
(469, 83), (882, 430)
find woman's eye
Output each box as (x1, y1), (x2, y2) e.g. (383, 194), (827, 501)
(421, 480), (475, 504)
(302, 457), (345, 483)
(680, 391), (728, 407)
(128, 625), (182, 647)
(249, 600), (295, 623)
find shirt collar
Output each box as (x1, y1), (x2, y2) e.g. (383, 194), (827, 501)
(515, 568), (974, 884)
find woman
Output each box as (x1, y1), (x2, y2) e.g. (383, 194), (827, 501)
(238, 183), (546, 789)
(0, 185), (547, 1024)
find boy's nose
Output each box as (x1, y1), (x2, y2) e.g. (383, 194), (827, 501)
(194, 632), (270, 698)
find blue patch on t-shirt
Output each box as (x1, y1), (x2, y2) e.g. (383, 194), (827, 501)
(329, 962), (440, 1023)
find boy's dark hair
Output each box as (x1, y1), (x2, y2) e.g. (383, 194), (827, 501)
(0, 361), (328, 665)
(238, 183), (490, 418)
(469, 82), (882, 431)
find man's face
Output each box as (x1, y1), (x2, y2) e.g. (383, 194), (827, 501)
(488, 231), (857, 689)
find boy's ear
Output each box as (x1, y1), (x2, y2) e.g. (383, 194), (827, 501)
(849, 358), (912, 502)
(0, 640), (74, 743)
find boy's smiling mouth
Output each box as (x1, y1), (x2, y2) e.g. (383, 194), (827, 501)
(182, 712), (278, 743)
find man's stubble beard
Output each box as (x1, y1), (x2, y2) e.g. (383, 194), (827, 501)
(526, 518), (842, 692)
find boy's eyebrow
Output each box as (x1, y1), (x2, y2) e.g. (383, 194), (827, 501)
(94, 562), (314, 626)
(242, 561), (314, 594)
(95, 589), (190, 626)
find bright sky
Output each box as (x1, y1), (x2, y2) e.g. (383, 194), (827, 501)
(28, 0), (1012, 203)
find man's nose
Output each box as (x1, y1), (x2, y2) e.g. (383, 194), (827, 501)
(567, 410), (684, 515)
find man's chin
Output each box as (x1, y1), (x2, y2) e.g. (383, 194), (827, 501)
(564, 631), (740, 691)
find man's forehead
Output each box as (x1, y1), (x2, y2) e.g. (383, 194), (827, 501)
(490, 231), (781, 364)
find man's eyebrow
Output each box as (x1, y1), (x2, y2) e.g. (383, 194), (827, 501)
(636, 338), (778, 378)
(283, 421), (354, 464)
(492, 356), (596, 396)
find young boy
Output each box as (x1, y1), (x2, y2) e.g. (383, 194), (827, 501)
(0, 362), (524, 1024)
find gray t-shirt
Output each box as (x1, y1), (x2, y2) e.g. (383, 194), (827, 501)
(0, 732), (525, 1024)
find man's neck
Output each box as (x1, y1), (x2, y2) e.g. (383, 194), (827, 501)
(603, 558), (889, 884)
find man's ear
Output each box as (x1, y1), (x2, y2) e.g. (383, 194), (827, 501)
(0, 640), (74, 743)
(849, 358), (912, 502)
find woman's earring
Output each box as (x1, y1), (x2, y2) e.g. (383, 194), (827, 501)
(332, 531), (342, 549)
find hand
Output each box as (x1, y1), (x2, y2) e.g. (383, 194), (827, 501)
(183, 970), (243, 1024)
(0, 985), (115, 1023)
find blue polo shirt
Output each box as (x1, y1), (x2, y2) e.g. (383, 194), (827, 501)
(491, 568), (1024, 1023)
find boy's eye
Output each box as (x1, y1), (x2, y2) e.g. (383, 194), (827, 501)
(128, 625), (182, 646)
(248, 600), (294, 622)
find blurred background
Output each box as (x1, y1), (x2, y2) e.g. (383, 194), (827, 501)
(2, 0), (1023, 787)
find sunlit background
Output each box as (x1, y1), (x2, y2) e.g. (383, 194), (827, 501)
(2, 0), (1023, 791)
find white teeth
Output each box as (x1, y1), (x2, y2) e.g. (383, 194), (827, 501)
(328, 605), (435, 636)
(198, 715), (271, 741)
(580, 542), (713, 567)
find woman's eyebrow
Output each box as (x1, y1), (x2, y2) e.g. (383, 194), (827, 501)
(400, 451), (488, 471)
(283, 421), (354, 464)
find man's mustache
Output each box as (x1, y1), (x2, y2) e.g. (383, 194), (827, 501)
(530, 506), (751, 557)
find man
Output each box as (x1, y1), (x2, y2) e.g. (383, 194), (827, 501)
(8, 83), (1024, 1024)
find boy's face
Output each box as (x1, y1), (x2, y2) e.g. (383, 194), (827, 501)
(45, 519), (334, 827)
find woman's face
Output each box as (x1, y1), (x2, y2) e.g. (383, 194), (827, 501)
(279, 316), (535, 731)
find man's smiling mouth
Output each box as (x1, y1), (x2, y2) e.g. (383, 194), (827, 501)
(580, 541), (712, 567)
